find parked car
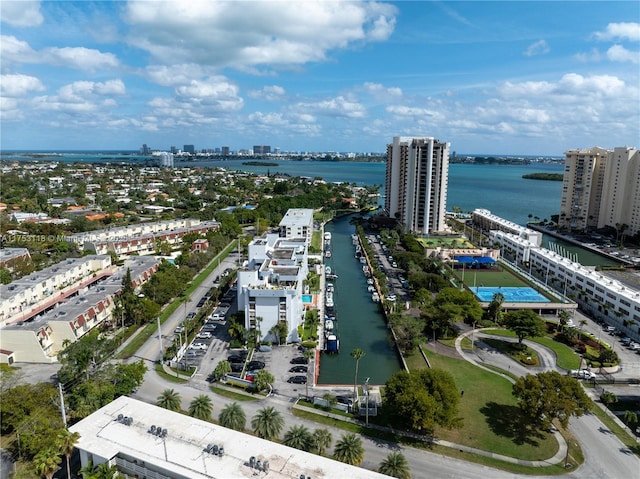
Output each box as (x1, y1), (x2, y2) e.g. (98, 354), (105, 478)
(227, 355), (245, 363)
(386, 294), (397, 302)
(196, 332), (212, 339)
(174, 326), (184, 334)
(190, 342), (208, 350)
(287, 375), (307, 384)
(247, 360), (265, 370)
(208, 312), (225, 321)
(290, 357), (309, 365)
(258, 345), (272, 352)
(570, 369), (597, 380)
(202, 324), (216, 331)
(289, 365), (308, 373)
(230, 363), (244, 372)
(196, 298), (207, 307)
(336, 395), (353, 406)
(186, 312), (196, 319)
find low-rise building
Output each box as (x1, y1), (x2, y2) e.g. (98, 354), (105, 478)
(70, 396), (388, 479)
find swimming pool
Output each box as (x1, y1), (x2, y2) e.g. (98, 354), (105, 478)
(474, 287), (550, 303)
(302, 294), (313, 303)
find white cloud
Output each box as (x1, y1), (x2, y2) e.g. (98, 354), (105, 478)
(124, 0), (397, 68)
(0, 73), (44, 96)
(295, 96), (366, 118)
(0, 0), (43, 27)
(524, 40), (550, 57)
(363, 82), (402, 100)
(0, 35), (38, 64)
(594, 22), (640, 41)
(607, 45), (639, 64)
(145, 64), (211, 87)
(386, 105), (436, 117)
(42, 47), (120, 71)
(248, 85), (286, 101)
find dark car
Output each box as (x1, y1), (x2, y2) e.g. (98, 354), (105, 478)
(227, 355), (245, 363)
(247, 360), (265, 370)
(230, 363), (244, 372)
(196, 298), (207, 307)
(289, 365), (308, 373)
(290, 357), (309, 365)
(287, 375), (307, 384)
(336, 395), (353, 406)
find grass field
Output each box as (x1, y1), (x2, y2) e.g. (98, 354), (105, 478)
(405, 347), (559, 461)
(456, 267), (529, 288)
(418, 237), (475, 248)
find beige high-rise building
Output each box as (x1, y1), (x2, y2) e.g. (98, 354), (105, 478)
(559, 146), (639, 236)
(385, 136), (450, 234)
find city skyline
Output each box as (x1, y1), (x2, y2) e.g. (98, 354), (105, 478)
(1, 1), (638, 155)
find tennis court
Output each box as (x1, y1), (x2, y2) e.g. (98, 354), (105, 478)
(473, 286), (550, 303)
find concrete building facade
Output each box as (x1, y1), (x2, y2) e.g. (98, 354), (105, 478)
(278, 208), (313, 243)
(560, 146), (639, 236)
(385, 136), (450, 234)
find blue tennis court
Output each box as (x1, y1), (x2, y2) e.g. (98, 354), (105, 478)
(474, 287), (550, 303)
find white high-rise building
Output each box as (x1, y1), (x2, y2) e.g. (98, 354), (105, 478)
(385, 136), (450, 234)
(560, 146), (639, 236)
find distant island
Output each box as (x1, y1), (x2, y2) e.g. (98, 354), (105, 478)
(242, 161), (279, 166)
(522, 173), (564, 181)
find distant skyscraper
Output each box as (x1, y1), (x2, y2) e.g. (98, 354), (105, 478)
(141, 144), (151, 155)
(385, 136), (450, 234)
(222, 146), (230, 156)
(183, 144), (195, 154)
(560, 146), (639, 236)
(253, 145), (271, 155)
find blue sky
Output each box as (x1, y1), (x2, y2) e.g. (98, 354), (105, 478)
(1, 1), (638, 155)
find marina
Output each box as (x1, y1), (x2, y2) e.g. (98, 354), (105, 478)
(318, 215), (402, 385)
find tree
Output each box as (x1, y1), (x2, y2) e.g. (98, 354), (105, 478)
(383, 369), (461, 434)
(283, 424), (312, 451)
(558, 310), (570, 330)
(188, 394), (213, 421)
(600, 390), (617, 407)
(57, 429), (80, 479)
(79, 461), (119, 479)
(310, 428), (332, 456)
(378, 451), (412, 479)
(213, 360), (232, 381)
(503, 309), (546, 347)
(251, 406), (284, 441)
(430, 287), (483, 337)
(487, 292), (505, 324)
(156, 389), (182, 412)
(253, 370), (275, 393)
(622, 410), (639, 431)
(513, 371), (591, 430)
(350, 348), (365, 401)
(219, 402), (246, 431)
(33, 447), (60, 479)
(333, 433), (365, 466)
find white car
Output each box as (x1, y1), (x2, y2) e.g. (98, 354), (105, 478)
(196, 332), (212, 339)
(570, 369), (596, 380)
(189, 342), (208, 350)
(386, 294), (397, 302)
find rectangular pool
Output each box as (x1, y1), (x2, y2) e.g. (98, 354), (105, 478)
(302, 294), (313, 303)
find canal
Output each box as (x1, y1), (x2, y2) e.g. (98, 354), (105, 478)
(317, 215), (403, 386)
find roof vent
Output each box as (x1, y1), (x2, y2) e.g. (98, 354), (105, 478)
(116, 415), (133, 426)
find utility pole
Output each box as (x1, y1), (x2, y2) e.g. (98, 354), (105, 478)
(58, 383), (67, 428)
(364, 377), (370, 426)
(157, 316), (163, 357)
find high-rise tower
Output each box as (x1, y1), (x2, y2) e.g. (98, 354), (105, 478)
(385, 136), (450, 234)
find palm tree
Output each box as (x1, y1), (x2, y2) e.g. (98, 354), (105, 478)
(333, 433), (365, 465)
(253, 370), (275, 392)
(251, 406), (284, 441)
(34, 448), (60, 479)
(188, 394), (213, 421)
(310, 428), (332, 456)
(79, 461), (119, 479)
(156, 389), (182, 411)
(350, 348), (365, 402)
(378, 451), (411, 479)
(283, 424), (312, 451)
(218, 402), (246, 431)
(57, 429), (80, 479)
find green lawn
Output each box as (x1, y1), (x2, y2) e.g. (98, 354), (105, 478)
(405, 347), (559, 461)
(482, 328), (581, 370)
(456, 268), (529, 288)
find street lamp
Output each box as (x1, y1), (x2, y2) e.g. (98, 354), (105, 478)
(363, 377), (370, 426)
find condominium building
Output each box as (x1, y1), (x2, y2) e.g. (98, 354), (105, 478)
(559, 146), (639, 236)
(385, 136), (450, 234)
(70, 396), (389, 479)
(278, 208), (313, 242)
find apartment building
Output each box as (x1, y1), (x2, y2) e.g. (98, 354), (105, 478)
(238, 210), (312, 344)
(385, 136), (450, 234)
(0, 256), (159, 363)
(278, 208), (313, 242)
(472, 208), (543, 247)
(70, 396), (389, 479)
(560, 146), (639, 236)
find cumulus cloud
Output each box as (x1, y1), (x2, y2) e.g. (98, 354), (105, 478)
(594, 22), (640, 41)
(295, 96), (366, 118)
(0, 73), (44, 96)
(248, 85), (286, 101)
(363, 82), (402, 100)
(1, 36), (120, 71)
(524, 40), (550, 57)
(386, 105), (436, 117)
(0, 0), (43, 27)
(607, 44), (639, 64)
(124, 0), (397, 68)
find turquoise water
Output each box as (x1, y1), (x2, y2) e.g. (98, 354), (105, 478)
(474, 287), (550, 303)
(302, 294), (312, 303)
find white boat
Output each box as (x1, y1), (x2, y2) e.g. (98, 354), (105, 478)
(324, 232), (332, 241)
(325, 250), (331, 258)
(367, 278), (374, 285)
(367, 285), (375, 292)
(371, 292), (380, 302)
(325, 319), (334, 331)
(325, 265), (331, 274)
(359, 257), (367, 264)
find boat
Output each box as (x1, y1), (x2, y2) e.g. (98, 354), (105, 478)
(325, 265), (331, 274)
(367, 278), (374, 285)
(325, 250), (331, 258)
(325, 319), (334, 331)
(326, 333), (339, 353)
(371, 292), (380, 302)
(326, 273), (338, 280)
(367, 285), (375, 292)
(359, 257), (367, 265)
(324, 232), (332, 241)
(327, 283), (334, 292)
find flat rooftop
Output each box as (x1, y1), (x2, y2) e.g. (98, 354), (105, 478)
(71, 396), (388, 479)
